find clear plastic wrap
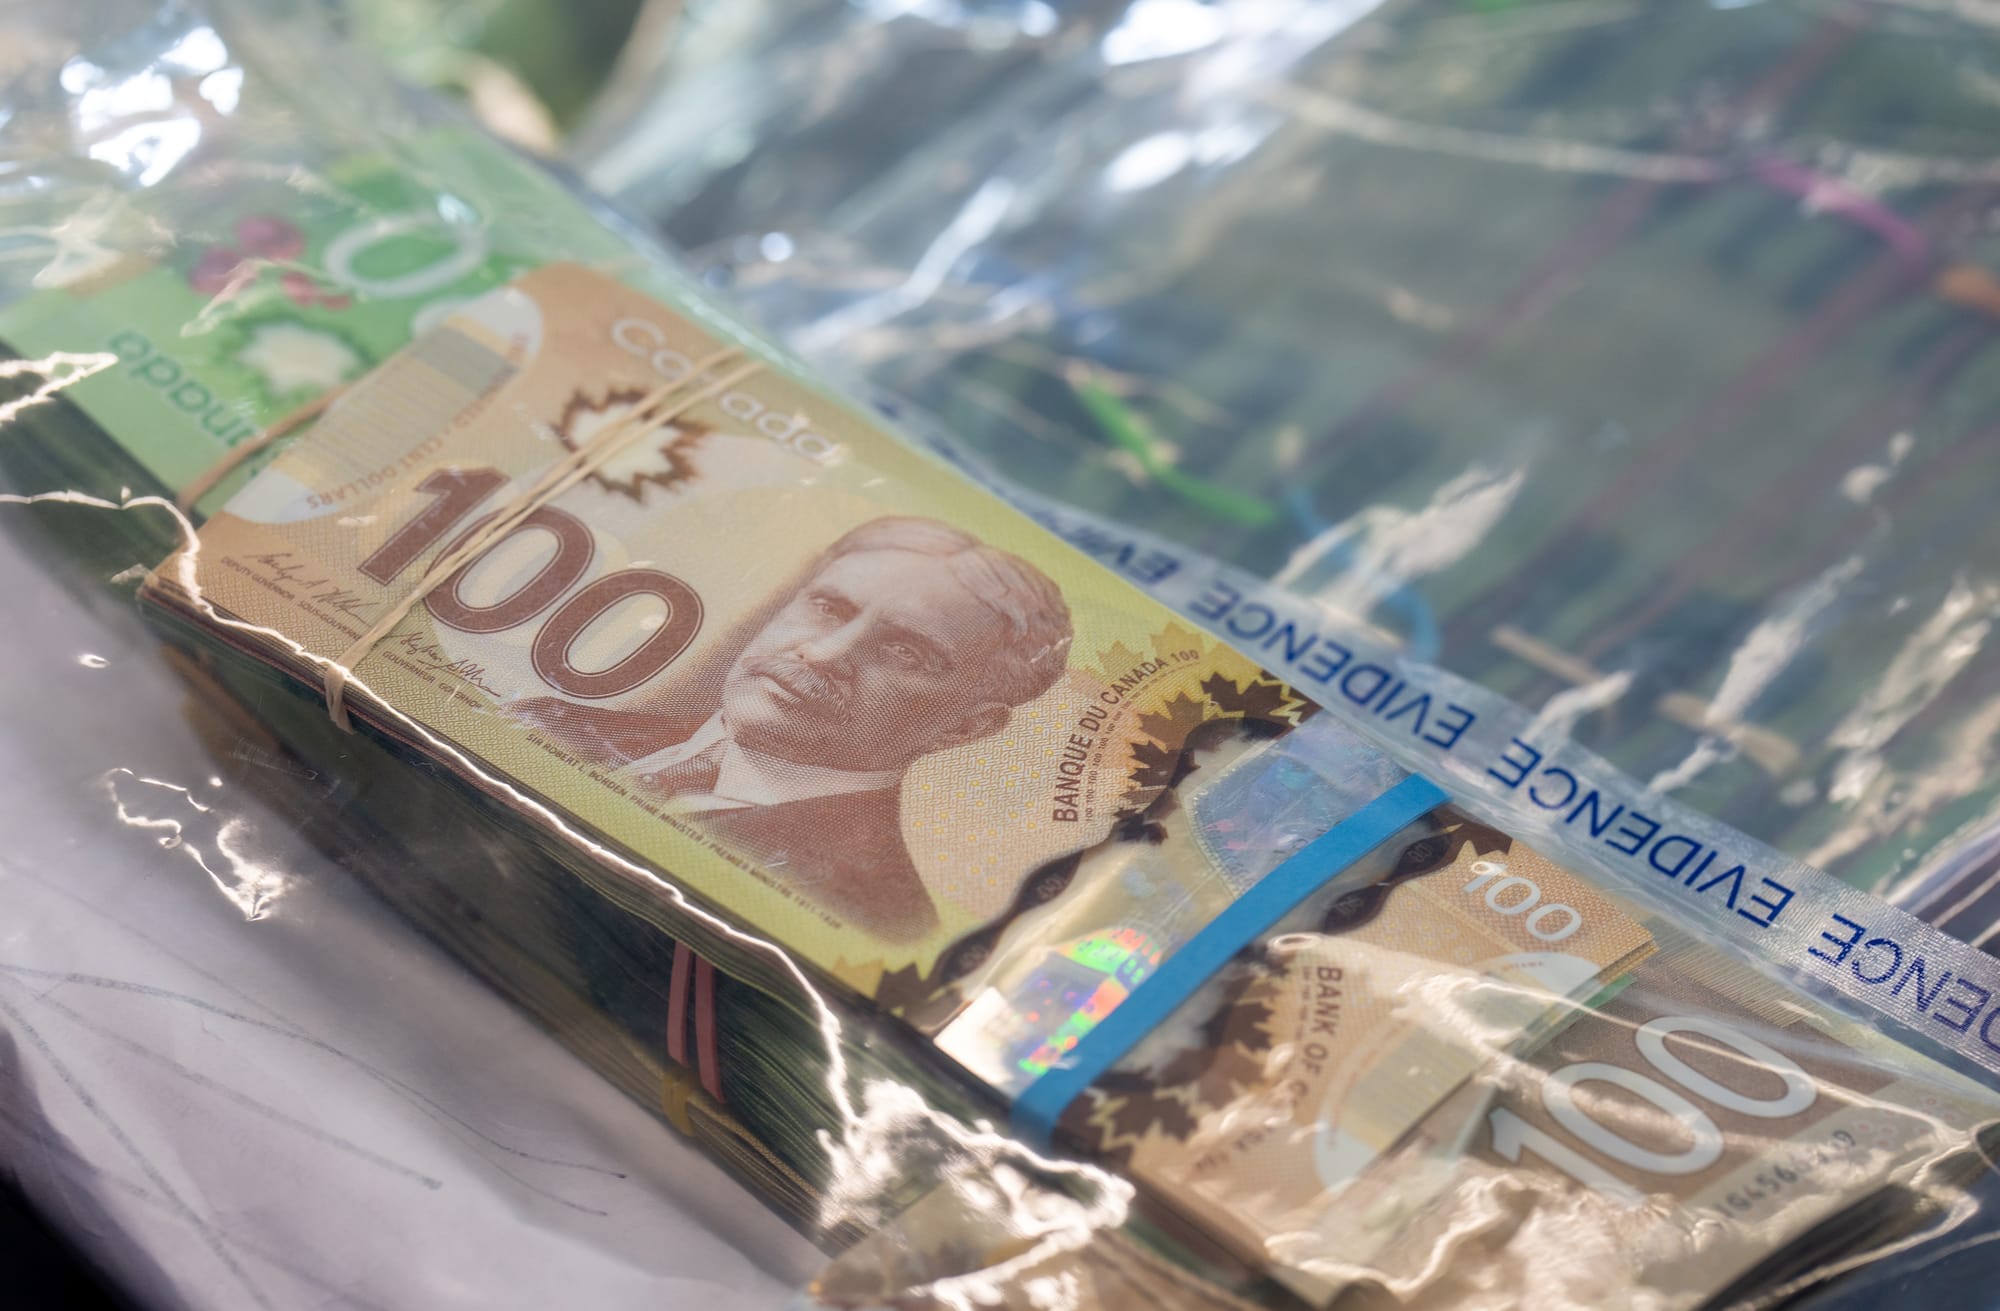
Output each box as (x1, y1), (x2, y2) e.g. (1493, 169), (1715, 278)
(0, 526), (818, 1310)
(7, 3), (2000, 1311)
(590, 0), (2000, 912)
(569, 0), (1137, 262)
(327, 0), (645, 150)
(0, 4), (809, 1306)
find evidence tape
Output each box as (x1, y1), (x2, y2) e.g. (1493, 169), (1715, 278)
(911, 425), (2000, 1093)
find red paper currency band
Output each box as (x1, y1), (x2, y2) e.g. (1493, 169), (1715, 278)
(665, 942), (726, 1108)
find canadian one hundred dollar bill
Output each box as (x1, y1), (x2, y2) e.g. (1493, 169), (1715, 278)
(809, 935), (1999, 1311)
(135, 263), (1658, 1284)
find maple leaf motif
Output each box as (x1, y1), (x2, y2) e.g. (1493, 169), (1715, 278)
(1192, 1039), (1270, 1113)
(1107, 1088), (1198, 1144)
(1064, 1087), (1198, 1164)
(1438, 809), (1513, 857)
(1123, 699), (1241, 804)
(1068, 959), (1282, 1155)
(1215, 992), (1279, 1052)
(1188, 979), (1282, 1109)
(554, 386), (713, 502)
(871, 962), (961, 1027)
(1150, 622), (1206, 661)
(1200, 672), (1309, 726)
(1126, 738), (1184, 792)
(1136, 693), (1212, 752)
(1109, 808), (1170, 845)
(1088, 640), (1149, 681)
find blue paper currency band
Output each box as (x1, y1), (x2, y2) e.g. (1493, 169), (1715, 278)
(1011, 773), (1451, 1147)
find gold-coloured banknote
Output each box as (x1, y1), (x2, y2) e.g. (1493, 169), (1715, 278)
(137, 262), (1661, 1294)
(146, 263), (1330, 999)
(1309, 936), (1999, 1310)
(809, 937), (1999, 1311)
(1061, 819), (1650, 1282)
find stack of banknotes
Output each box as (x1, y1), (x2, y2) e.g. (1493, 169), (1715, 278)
(2, 7), (1998, 1310)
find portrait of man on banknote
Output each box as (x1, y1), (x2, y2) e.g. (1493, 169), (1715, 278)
(510, 515), (1074, 943)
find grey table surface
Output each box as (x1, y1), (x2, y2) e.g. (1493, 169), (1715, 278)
(0, 521), (818, 1310)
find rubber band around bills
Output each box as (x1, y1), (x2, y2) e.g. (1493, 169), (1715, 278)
(315, 347), (761, 730)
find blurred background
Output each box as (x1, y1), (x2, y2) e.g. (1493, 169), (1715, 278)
(462, 0), (2000, 922)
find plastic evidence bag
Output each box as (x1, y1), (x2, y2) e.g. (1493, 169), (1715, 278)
(3, 3), (2000, 1311)
(589, 0), (2000, 917)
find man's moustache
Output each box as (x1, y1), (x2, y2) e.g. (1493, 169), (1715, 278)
(748, 655), (851, 721)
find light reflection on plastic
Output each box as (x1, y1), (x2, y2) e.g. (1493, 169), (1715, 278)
(199, 68), (244, 115)
(0, 353), (116, 425)
(57, 58), (102, 95)
(102, 767), (289, 920)
(1104, 132), (1192, 193)
(856, 0), (927, 19)
(75, 71), (177, 131)
(87, 119), (204, 188)
(158, 26), (232, 76)
(1260, 82), (1727, 184)
(0, 225), (122, 290)
(9, 485), (1144, 1282)
(1192, 120), (1264, 170)
(792, 178), (1017, 359)
(854, 0), (1057, 36)
(1277, 464), (1525, 626)
(1100, 0), (1228, 65)
(58, 25), (236, 184)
